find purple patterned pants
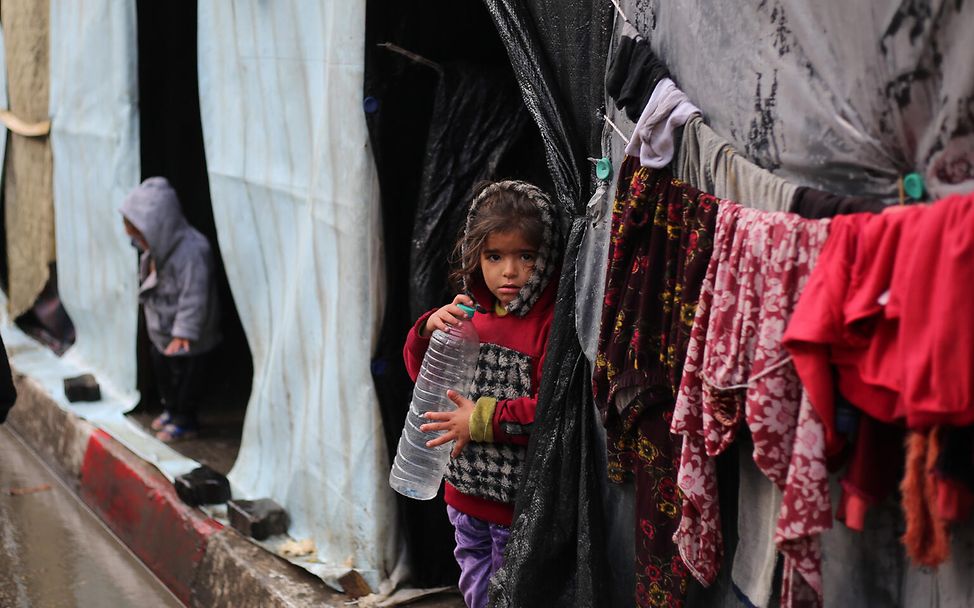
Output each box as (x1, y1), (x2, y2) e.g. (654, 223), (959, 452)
(447, 506), (511, 608)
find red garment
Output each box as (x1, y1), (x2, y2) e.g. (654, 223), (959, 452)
(785, 194), (974, 550)
(888, 196), (974, 427)
(786, 194), (974, 434)
(403, 279), (555, 525)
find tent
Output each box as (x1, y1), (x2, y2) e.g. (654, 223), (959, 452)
(2, 0), (972, 605)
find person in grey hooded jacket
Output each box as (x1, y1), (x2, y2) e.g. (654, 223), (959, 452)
(120, 177), (221, 441)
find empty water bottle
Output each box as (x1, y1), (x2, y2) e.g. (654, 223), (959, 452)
(390, 304), (480, 500)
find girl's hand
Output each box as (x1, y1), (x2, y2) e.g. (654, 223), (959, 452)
(423, 294), (475, 337)
(421, 390), (475, 458)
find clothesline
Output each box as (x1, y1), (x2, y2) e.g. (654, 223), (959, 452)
(607, 0), (631, 24)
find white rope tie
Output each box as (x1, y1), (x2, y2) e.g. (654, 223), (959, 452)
(704, 354), (794, 392)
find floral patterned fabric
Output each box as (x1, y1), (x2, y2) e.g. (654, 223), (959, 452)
(671, 203), (832, 607)
(594, 156), (719, 607)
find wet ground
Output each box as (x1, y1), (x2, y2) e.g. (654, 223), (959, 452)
(129, 407), (243, 476)
(0, 425), (184, 608)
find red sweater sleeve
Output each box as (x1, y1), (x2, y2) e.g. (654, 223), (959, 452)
(403, 310), (436, 382)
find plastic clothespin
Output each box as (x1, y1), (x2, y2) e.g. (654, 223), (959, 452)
(587, 156), (614, 181)
(903, 172), (925, 201)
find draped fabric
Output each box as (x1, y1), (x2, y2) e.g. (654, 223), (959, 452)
(197, 2), (397, 588)
(48, 0), (141, 403)
(673, 204), (832, 607)
(3, 0), (55, 318)
(408, 65), (530, 321)
(593, 158), (719, 608)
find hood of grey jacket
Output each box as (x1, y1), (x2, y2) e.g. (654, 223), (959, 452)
(120, 177), (190, 266)
(119, 177), (221, 355)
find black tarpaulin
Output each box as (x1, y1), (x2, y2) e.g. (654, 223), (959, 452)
(409, 65), (531, 320)
(481, 1), (613, 606)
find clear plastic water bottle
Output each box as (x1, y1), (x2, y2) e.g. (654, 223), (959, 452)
(390, 304), (480, 500)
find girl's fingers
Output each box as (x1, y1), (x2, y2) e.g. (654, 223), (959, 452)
(420, 421), (447, 432)
(446, 390), (471, 407)
(444, 305), (467, 320)
(426, 433), (453, 448)
(425, 412), (450, 421)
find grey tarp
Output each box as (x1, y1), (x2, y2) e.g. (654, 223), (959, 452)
(197, 1), (399, 590)
(2, 0), (56, 318)
(626, 0), (974, 200)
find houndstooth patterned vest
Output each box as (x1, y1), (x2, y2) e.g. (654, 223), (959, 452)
(445, 342), (533, 504)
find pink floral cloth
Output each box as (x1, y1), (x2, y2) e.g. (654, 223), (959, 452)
(671, 203), (833, 607)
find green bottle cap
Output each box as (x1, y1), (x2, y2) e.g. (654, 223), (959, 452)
(595, 157), (613, 181)
(457, 303), (476, 318)
(903, 172), (925, 200)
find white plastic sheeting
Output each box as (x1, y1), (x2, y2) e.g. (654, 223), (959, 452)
(48, 0), (140, 406)
(197, 1), (397, 589)
(0, 0), (205, 485)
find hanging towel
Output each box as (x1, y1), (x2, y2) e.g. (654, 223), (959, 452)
(625, 78), (700, 169)
(672, 203), (832, 608)
(675, 115), (796, 213)
(593, 157), (720, 608)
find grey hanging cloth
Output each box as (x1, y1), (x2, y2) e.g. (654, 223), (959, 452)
(409, 64), (530, 320)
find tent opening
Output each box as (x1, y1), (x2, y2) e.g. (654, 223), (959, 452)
(131, 0), (253, 475)
(365, 0), (552, 587)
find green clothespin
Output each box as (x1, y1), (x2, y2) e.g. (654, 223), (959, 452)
(595, 157), (613, 181)
(903, 172), (925, 201)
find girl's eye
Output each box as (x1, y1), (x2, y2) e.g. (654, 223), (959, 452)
(486, 254), (501, 262)
(521, 253), (536, 262)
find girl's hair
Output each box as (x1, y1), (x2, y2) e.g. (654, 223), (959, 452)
(450, 182), (545, 289)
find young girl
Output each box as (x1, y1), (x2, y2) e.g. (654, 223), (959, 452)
(403, 180), (562, 608)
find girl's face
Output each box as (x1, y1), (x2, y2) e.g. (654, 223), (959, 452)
(479, 229), (538, 306)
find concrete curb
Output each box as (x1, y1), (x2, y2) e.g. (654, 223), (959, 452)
(79, 428), (221, 603)
(5, 373), (350, 607)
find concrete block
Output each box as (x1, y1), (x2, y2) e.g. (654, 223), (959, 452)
(338, 570), (373, 598)
(63, 373), (102, 402)
(228, 498), (289, 541)
(175, 465), (232, 506)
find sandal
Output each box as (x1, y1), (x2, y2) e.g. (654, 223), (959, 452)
(155, 422), (199, 442)
(151, 411), (172, 431)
